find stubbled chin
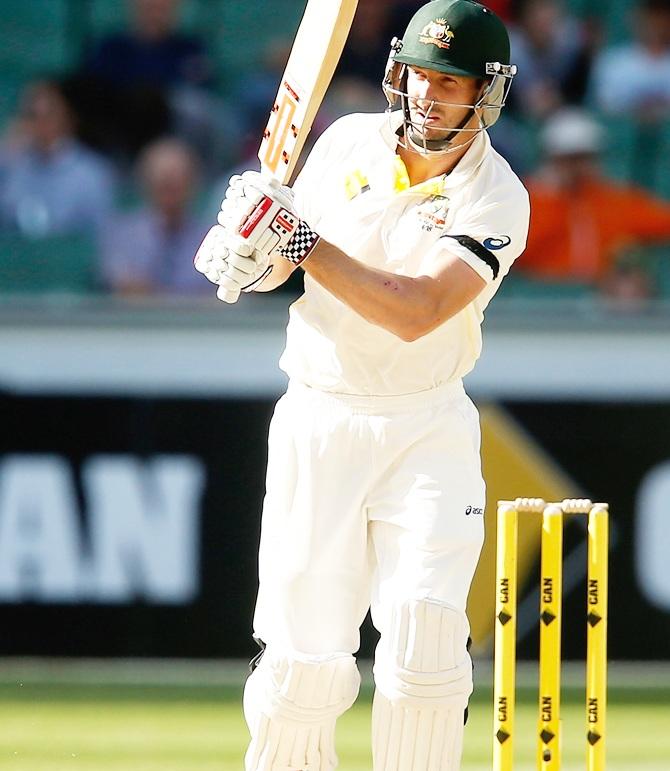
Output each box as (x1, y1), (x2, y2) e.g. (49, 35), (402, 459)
(410, 123), (451, 141)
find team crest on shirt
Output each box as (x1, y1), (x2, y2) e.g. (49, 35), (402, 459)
(419, 18), (455, 50)
(417, 195), (450, 232)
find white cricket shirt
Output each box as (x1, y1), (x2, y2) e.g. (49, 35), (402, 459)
(280, 111), (530, 396)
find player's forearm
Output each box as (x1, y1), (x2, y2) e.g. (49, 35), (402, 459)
(303, 241), (447, 341)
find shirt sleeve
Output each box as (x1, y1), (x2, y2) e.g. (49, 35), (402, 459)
(432, 188), (531, 285)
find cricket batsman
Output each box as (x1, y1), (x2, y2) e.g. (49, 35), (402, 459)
(195, 1), (529, 768)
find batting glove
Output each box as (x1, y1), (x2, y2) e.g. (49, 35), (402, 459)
(215, 235), (271, 304)
(194, 225), (231, 284)
(219, 170), (320, 266)
(193, 225), (271, 304)
(219, 171), (295, 230)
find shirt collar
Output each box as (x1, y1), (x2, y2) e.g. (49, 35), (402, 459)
(379, 110), (490, 194)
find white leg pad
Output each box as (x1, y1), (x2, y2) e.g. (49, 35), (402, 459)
(244, 650), (360, 771)
(371, 599), (473, 771)
(374, 598), (473, 707)
(372, 690), (465, 771)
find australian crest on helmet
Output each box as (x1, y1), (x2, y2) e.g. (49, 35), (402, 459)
(419, 18), (455, 50)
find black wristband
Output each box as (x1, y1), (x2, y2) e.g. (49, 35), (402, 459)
(278, 219), (320, 265)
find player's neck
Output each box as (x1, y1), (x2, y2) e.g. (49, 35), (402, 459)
(399, 139), (472, 187)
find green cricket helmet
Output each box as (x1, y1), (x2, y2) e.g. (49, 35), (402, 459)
(382, 0), (517, 155)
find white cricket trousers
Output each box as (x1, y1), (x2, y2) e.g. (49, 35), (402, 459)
(245, 379), (486, 771)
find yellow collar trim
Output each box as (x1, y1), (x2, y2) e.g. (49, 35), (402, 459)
(393, 156), (411, 193)
(393, 155), (446, 196)
(344, 158), (449, 200)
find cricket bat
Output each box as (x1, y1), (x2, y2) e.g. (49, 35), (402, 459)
(258, 0), (359, 184)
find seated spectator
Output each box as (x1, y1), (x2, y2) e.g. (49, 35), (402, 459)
(590, 0), (670, 118)
(100, 137), (208, 294)
(78, 0), (229, 166)
(509, 0), (597, 119)
(519, 109), (670, 294)
(0, 79), (115, 237)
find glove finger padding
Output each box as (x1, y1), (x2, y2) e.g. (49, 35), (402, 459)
(210, 230), (271, 294)
(240, 170), (295, 211)
(226, 252), (263, 276)
(218, 174), (259, 230)
(193, 225), (218, 271)
(223, 264), (254, 286)
(219, 182), (265, 227)
(194, 225), (229, 283)
(218, 203), (250, 231)
(223, 234), (256, 257)
(217, 283), (241, 304)
(222, 187), (244, 206)
(225, 174), (246, 198)
(221, 170), (295, 214)
(225, 238), (270, 290)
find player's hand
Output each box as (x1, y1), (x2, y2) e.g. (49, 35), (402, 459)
(194, 225), (270, 304)
(215, 236), (272, 304)
(218, 171), (295, 231)
(219, 171), (320, 266)
(193, 225), (230, 285)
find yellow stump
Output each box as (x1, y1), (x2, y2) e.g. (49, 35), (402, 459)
(493, 503), (518, 771)
(538, 505), (563, 770)
(586, 505), (608, 771)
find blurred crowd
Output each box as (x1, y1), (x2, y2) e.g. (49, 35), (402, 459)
(2, 0), (670, 303)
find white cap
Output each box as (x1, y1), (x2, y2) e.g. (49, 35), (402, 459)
(541, 108), (604, 156)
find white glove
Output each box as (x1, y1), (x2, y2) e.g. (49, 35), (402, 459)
(218, 171), (295, 232)
(193, 225), (270, 304)
(215, 235), (271, 304)
(193, 225), (230, 284)
(218, 170), (320, 266)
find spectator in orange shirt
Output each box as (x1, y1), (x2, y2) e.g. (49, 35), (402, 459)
(520, 108), (670, 296)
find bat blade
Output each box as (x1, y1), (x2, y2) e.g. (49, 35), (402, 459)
(258, 0), (359, 184)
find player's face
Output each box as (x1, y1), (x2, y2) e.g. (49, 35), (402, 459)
(405, 66), (482, 144)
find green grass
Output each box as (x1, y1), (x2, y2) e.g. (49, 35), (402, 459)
(0, 662), (668, 770)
